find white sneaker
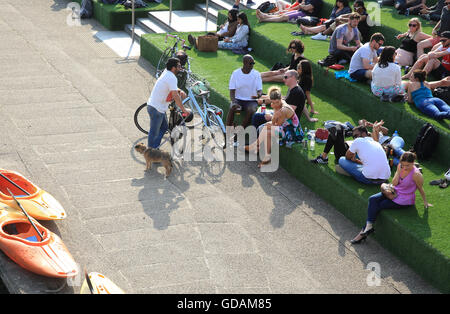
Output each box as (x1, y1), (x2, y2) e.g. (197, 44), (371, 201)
(311, 33), (328, 41)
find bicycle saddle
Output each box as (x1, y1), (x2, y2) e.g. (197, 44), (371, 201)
(197, 90), (210, 97)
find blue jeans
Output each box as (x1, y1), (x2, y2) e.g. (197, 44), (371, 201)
(338, 157), (386, 185)
(349, 69), (368, 82)
(366, 192), (409, 224)
(416, 98), (450, 120)
(388, 135), (405, 167)
(147, 105), (168, 149)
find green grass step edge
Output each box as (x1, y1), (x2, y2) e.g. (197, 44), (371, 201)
(216, 10), (450, 165)
(73, 0), (205, 30)
(140, 34), (450, 293)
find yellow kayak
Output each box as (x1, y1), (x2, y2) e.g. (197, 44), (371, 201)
(80, 272), (125, 294)
(0, 169), (66, 220)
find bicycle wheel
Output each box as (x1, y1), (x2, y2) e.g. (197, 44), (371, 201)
(156, 47), (172, 78)
(134, 103), (149, 135)
(206, 109), (227, 149)
(182, 97), (203, 129)
(168, 108), (187, 158)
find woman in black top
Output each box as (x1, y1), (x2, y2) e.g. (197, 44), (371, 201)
(395, 18), (431, 66)
(297, 60), (318, 114)
(260, 39), (305, 83)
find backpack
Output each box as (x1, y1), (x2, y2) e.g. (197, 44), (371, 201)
(80, 0), (93, 18)
(412, 123), (440, 160)
(432, 86), (450, 104)
(257, 1), (276, 13)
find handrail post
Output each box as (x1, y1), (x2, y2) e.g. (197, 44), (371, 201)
(131, 0), (135, 43)
(169, 0), (172, 26)
(205, 0), (209, 32)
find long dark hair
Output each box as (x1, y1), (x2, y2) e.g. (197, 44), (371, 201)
(228, 8), (238, 23)
(335, 0), (350, 9)
(413, 70), (426, 82)
(298, 60), (313, 87)
(287, 39), (304, 54)
(378, 46), (396, 68)
(353, 0), (366, 14)
(238, 12), (250, 31)
(400, 151), (416, 163)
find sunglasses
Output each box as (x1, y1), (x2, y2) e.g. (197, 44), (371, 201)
(249, 62), (255, 65)
(409, 23), (418, 27)
(289, 46), (296, 49)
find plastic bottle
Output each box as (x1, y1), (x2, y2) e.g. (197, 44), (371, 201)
(302, 127), (308, 149)
(310, 134), (315, 151)
(393, 130), (398, 137)
(261, 104), (266, 114)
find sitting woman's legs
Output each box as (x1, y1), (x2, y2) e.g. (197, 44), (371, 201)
(218, 41), (244, 50)
(261, 70), (285, 82)
(299, 24), (326, 35)
(418, 98), (450, 119)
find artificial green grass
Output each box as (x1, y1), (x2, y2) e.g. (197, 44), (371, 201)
(140, 32), (450, 292)
(216, 8), (450, 165)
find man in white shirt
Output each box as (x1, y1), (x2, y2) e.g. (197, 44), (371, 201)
(147, 58), (189, 149)
(226, 55), (263, 129)
(349, 33), (384, 82)
(338, 125), (391, 184)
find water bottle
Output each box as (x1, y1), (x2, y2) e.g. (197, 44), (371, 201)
(302, 127), (308, 149)
(310, 134), (315, 151)
(261, 104), (266, 114)
(393, 130), (398, 137)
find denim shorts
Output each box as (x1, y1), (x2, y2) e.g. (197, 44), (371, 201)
(349, 69), (368, 82)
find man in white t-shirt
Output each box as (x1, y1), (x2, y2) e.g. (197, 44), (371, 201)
(338, 125), (391, 184)
(147, 58), (189, 149)
(349, 33), (384, 82)
(226, 55), (263, 129)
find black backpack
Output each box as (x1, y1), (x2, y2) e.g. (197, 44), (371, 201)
(412, 123), (440, 160)
(257, 1), (274, 13)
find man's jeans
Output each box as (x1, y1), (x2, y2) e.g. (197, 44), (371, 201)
(147, 105), (168, 149)
(338, 157), (387, 185)
(389, 135), (405, 167)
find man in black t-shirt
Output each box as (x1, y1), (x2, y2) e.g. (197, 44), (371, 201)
(283, 70), (318, 122)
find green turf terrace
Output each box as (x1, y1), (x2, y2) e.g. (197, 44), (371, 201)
(139, 2), (450, 292)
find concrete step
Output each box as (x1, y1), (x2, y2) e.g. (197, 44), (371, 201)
(136, 17), (171, 34)
(124, 24), (148, 41)
(148, 10), (217, 33)
(209, 0), (235, 11)
(195, 3), (219, 24)
(214, 0), (265, 10)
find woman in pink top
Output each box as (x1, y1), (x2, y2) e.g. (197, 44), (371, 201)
(351, 151), (432, 244)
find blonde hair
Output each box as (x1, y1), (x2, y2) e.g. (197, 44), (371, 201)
(408, 18), (421, 34)
(268, 86), (282, 100)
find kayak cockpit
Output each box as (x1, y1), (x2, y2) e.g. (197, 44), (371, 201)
(0, 172), (37, 197)
(2, 222), (46, 242)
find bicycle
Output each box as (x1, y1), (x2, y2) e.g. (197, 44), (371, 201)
(134, 102), (192, 157)
(156, 34), (191, 79)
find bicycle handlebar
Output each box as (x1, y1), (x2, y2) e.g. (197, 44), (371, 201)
(165, 33), (186, 49)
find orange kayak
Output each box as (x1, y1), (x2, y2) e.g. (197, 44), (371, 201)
(0, 168), (66, 220)
(80, 272), (125, 294)
(0, 203), (78, 278)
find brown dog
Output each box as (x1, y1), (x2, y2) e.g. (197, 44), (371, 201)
(134, 143), (173, 177)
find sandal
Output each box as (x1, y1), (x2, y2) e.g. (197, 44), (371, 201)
(291, 31), (305, 36)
